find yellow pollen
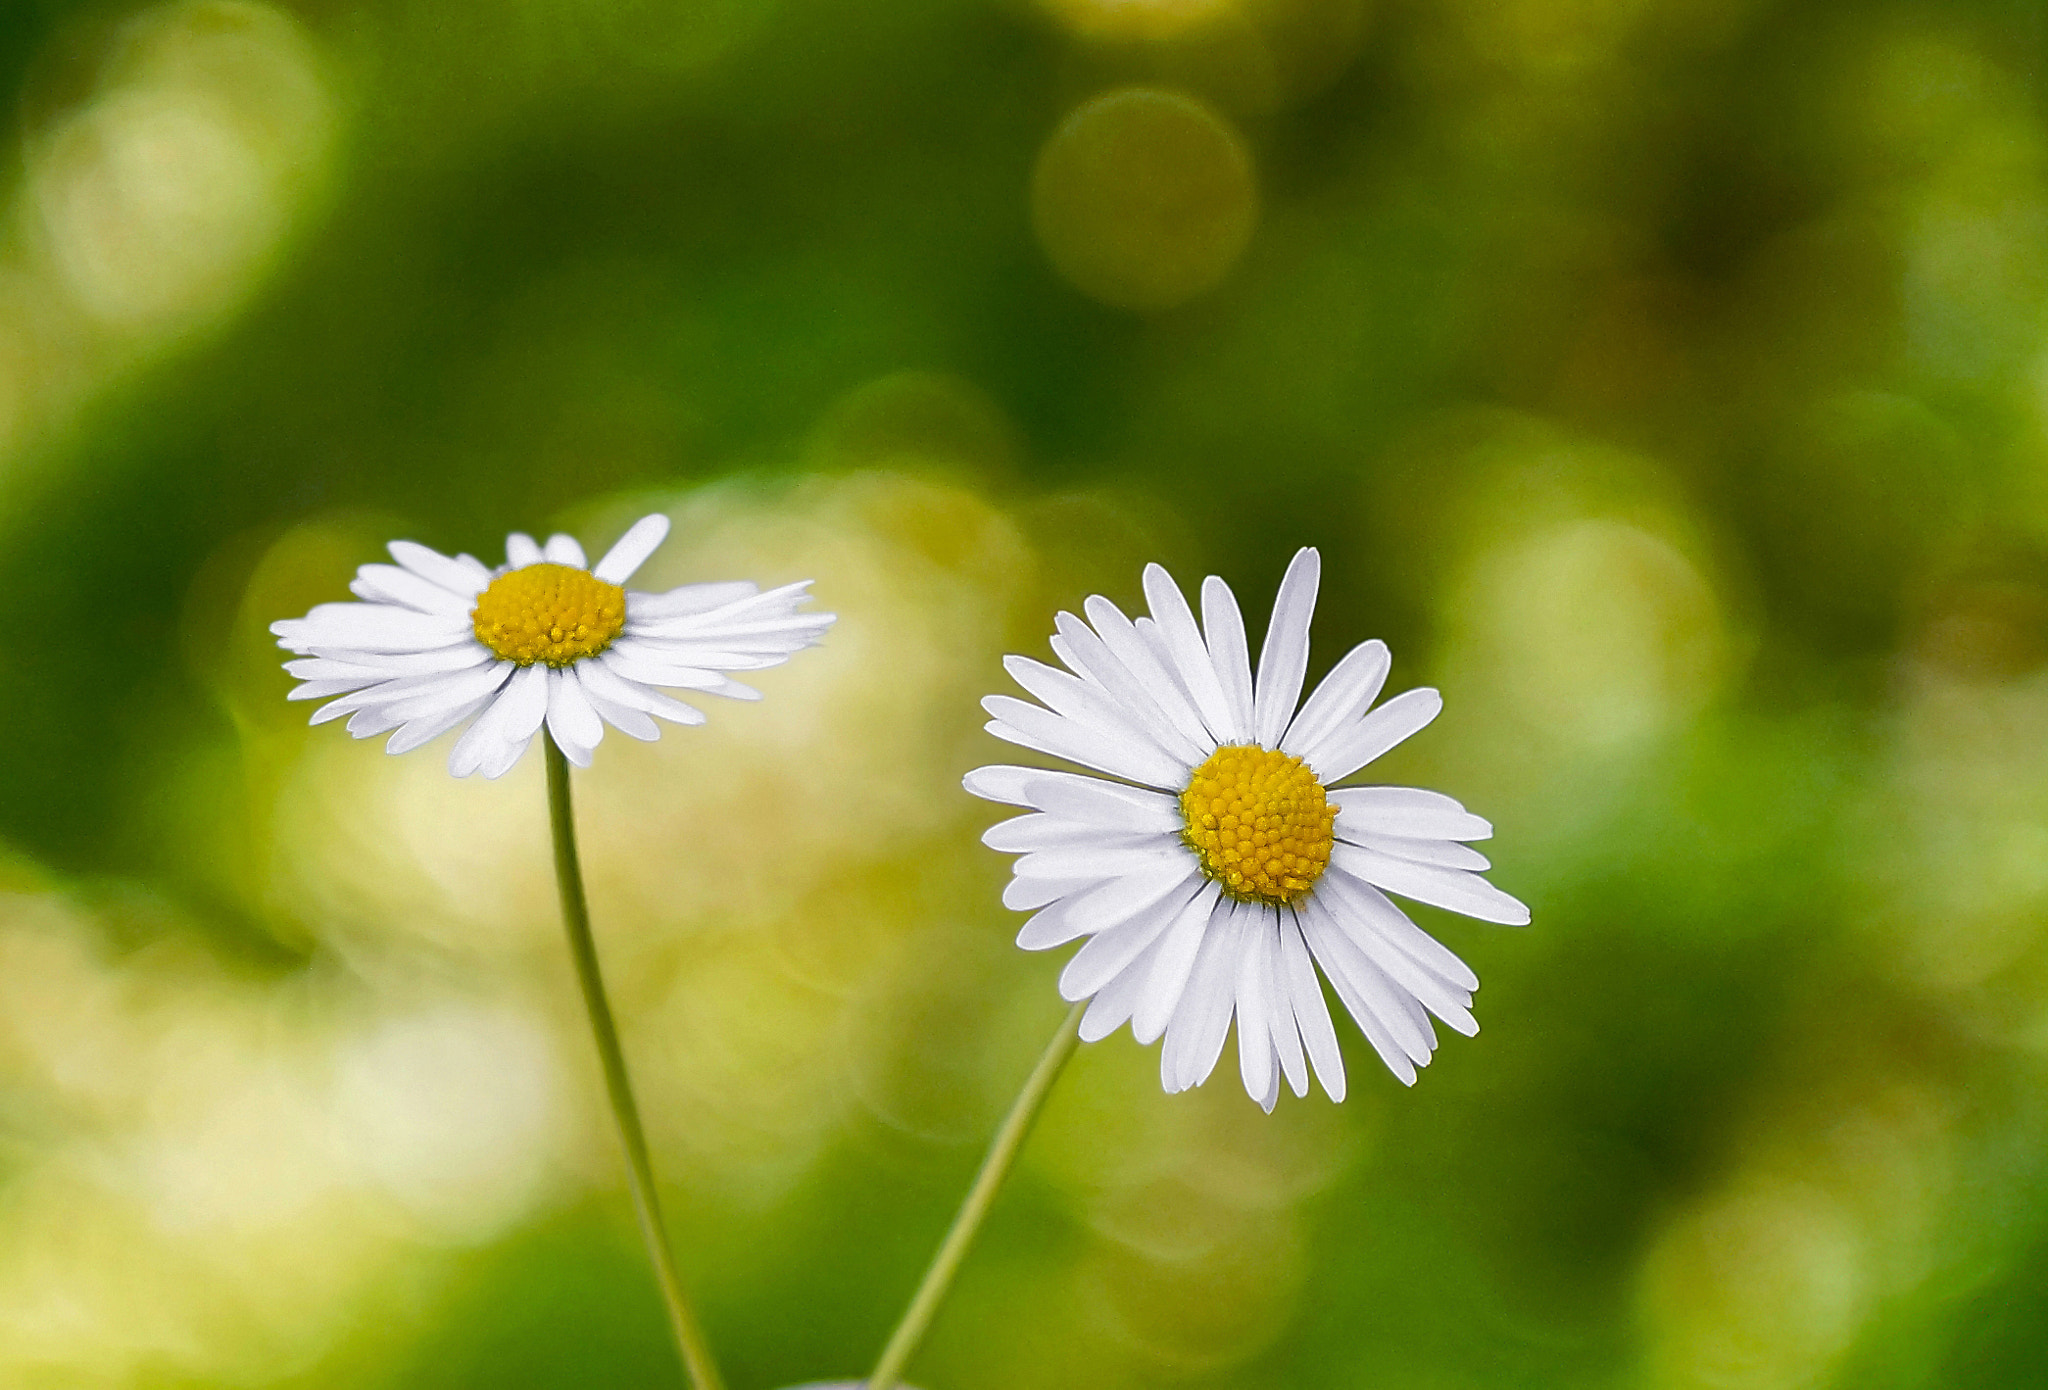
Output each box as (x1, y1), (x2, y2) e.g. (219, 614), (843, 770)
(1180, 743), (1336, 907)
(470, 563), (627, 666)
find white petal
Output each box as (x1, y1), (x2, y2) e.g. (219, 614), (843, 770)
(1060, 879), (1204, 1000)
(1280, 638), (1391, 760)
(629, 606), (834, 646)
(1339, 831), (1491, 872)
(645, 612), (832, 642)
(1005, 875), (1091, 913)
(1306, 687), (1443, 784)
(385, 692), (494, 756)
(963, 764), (1044, 808)
(283, 657), (389, 683)
(1018, 874), (1178, 949)
(629, 629), (831, 663)
(542, 533), (587, 567)
(1253, 548), (1320, 748)
(1005, 652), (1192, 773)
(1018, 894), (1096, 949)
(388, 540), (490, 596)
(379, 661), (516, 721)
(585, 685), (661, 741)
(285, 644), (489, 680)
(585, 654), (706, 724)
(1034, 779), (1179, 832)
(1161, 900), (1244, 1093)
(1013, 841), (1192, 881)
(1317, 877), (1476, 1035)
(594, 514), (671, 583)
(1235, 913), (1280, 1111)
(628, 580), (759, 620)
(481, 734), (535, 781)
(1303, 892), (1435, 1059)
(1142, 564), (1235, 742)
(1263, 921), (1310, 1101)
(351, 564), (477, 617)
(346, 706), (403, 738)
(963, 765), (1180, 827)
(1046, 625), (1196, 764)
(449, 664), (549, 778)
(1053, 863), (1200, 944)
(308, 691), (378, 725)
(616, 625), (815, 660)
(1059, 604), (1208, 760)
(287, 677), (378, 701)
(309, 643), (492, 674)
(640, 633), (832, 661)
(546, 667), (607, 766)
(307, 669), (465, 723)
(1329, 842), (1530, 925)
(273, 604), (472, 654)
(983, 696), (1184, 788)
(638, 689), (706, 726)
(682, 577), (814, 615)
(983, 814), (1169, 854)
(1278, 914), (1345, 1101)
(1254, 1040), (1282, 1111)
(1329, 785), (1492, 841)
(629, 580), (823, 633)
(1079, 941), (1155, 1042)
(624, 632), (832, 663)
(1351, 929), (1476, 1036)
(492, 663), (553, 738)
(1131, 883), (1219, 1044)
(601, 648), (750, 691)
(1080, 596), (1213, 753)
(1298, 896), (1428, 1080)
(1313, 870), (1480, 991)
(1200, 576), (1255, 742)
(607, 643), (785, 676)
(506, 533), (543, 567)
(579, 652), (669, 706)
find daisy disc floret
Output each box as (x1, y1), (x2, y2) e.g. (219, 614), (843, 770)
(1181, 744), (1335, 905)
(965, 548), (1529, 1111)
(273, 514), (835, 779)
(471, 563), (628, 665)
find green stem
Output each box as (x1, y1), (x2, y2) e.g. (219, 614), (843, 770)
(546, 734), (727, 1390)
(866, 1000), (1088, 1390)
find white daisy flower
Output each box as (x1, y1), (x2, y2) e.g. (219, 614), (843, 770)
(273, 514), (835, 779)
(965, 548), (1528, 1110)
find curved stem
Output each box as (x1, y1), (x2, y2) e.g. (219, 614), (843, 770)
(866, 1000), (1088, 1390)
(546, 735), (727, 1390)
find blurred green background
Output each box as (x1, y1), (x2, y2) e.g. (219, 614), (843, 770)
(3, 0), (2048, 1386)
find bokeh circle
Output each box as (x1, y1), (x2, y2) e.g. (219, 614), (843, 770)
(1031, 87), (1258, 312)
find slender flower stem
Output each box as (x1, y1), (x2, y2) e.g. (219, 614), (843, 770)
(867, 1000), (1088, 1390)
(545, 735), (727, 1390)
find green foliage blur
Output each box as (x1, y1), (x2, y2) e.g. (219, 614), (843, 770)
(4, 0), (2048, 1387)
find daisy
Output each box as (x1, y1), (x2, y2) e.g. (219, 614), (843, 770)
(965, 549), (1527, 1110)
(273, 514), (835, 778)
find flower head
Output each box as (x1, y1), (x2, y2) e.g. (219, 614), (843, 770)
(273, 515), (834, 778)
(966, 549), (1527, 1110)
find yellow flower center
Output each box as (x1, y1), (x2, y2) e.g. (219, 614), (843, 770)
(1180, 744), (1336, 907)
(470, 563), (627, 666)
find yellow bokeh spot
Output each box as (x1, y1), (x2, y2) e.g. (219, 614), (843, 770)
(470, 562), (625, 666)
(1031, 87), (1258, 313)
(1179, 744), (1334, 906)
(1039, 0), (1237, 42)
